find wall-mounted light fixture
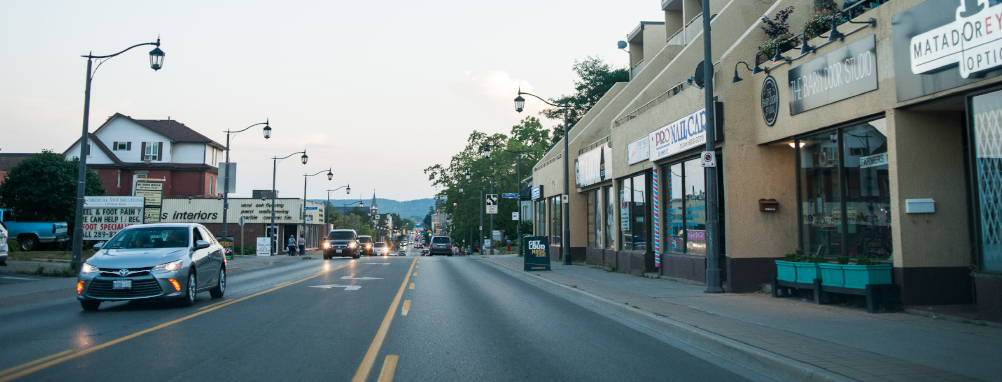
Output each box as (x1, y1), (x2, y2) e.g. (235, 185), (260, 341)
(731, 61), (755, 83)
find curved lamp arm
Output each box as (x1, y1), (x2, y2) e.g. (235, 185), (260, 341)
(228, 120), (269, 135)
(273, 150), (306, 161)
(305, 168), (332, 178)
(83, 38), (160, 59)
(517, 90), (567, 108)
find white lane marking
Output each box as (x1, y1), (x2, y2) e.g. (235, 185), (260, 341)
(1, 277), (35, 280)
(341, 276), (383, 280)
(310, 284), (362, 291)
(364, 263), (390, 265)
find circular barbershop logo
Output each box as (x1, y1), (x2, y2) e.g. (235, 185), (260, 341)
(761, 76), (779, 126)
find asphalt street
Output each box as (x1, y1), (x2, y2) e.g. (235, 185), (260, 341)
(0, 246), (757, 381)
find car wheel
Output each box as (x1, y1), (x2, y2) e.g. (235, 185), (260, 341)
(179, 271), (196, 307)
(19, 236), (38, 251)
(80, 300), (100, 311)
(209, 267), (225, 299)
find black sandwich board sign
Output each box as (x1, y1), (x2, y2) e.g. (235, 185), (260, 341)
(523, 236), (551, 271)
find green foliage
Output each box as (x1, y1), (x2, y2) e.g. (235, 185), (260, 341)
(813, 0), (837, 12)
(803, 12), (834, 41)
(783, 249), (805, 262)
(856, 256), (877, 266)
(6, 239), (19, 253)
(0, 152), (105, 226)
(424, 116), (550, 246)
(760, 6), (796, 39)
(538, 57), (629, 144)
(837, 255), (850, 265)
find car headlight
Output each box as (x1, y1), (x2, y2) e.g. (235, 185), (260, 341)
(152, 260), (184, 272)
(323, 242), (331, 249)
(80, 263), (98, 274)
(366, 244), (372, 248)
(349, 242), (357, 248)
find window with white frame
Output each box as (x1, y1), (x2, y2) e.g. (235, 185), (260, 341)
(144, 142), (159, 161)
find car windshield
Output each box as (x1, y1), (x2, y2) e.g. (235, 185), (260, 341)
(432, 237), (450, 244)
(358, 237), (372, 243)
(375, 242), (385, 247)
(328, 231), (354, 240)
(105, 227), (189, 249)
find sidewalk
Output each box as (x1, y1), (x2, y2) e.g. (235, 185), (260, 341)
(483, 255), (1000, 382)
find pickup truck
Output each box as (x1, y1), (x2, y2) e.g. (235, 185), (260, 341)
(0, 208), (69, 251)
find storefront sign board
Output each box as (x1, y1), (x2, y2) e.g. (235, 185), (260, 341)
(523, 236), (551, 271)
(575, 143), (612, 187)
(649, 108), (707, 162)
(135, 181), (164, 223)
(256, 237), (271, 256)
(860, 152), (889, 168)
(158, 198), (323, 224)
(627, 137), (650, 165)
(893, 0), (1002, 101)
(620, 200), (630, 231)
(788, 34), (878, 115)
(531, 186), (543, 200)
(82, 196), (144, 240)
(761, 76), (779, 125)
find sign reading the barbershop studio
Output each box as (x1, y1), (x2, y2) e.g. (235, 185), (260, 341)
(789, 34), (878, 115)
(649, 108), (708, 162)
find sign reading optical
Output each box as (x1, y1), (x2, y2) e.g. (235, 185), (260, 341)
(761, 76), (779, 126)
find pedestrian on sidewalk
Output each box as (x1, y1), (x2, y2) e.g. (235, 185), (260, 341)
(297, 233), (305, 256)
(287, 235), (296, 256)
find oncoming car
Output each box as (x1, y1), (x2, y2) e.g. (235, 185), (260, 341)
(323, 229), (360, 259)
(76, 223), (226, 311)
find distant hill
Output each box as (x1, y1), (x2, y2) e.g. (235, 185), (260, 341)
(312, 198), (435, 220)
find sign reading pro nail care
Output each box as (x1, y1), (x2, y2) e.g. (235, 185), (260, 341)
(649, 108), (708, 162)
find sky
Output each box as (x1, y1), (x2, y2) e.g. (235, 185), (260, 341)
(0, 0), (663, 202)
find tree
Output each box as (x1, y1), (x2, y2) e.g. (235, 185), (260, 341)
(539, 57), (629, 143)
(0, 151), (104, 227)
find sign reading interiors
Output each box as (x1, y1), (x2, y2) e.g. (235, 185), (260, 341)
(158, 198), (324, 225)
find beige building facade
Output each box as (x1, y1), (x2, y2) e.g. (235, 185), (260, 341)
(529, 0), (1002, 321)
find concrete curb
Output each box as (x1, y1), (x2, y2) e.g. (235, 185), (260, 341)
(903, 308), (1002, 329)
(481, 258), (854, 382)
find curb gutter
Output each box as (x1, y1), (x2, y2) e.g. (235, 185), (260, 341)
(481, 258), (854, 382)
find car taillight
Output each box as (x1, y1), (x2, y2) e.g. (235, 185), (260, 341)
(52, 224), (57, 233)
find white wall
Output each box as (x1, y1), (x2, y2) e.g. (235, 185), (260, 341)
(173, 143), (207, 164)
(94, 117), (172, 163)
(64, 139), (115, 164)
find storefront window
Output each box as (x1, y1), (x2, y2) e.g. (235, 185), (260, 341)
(666, 163), (684, 253)
(536, 199), (546, 237)
(660, 158), (713, 255)
(587, 190), (597, 247)
(604, 186), (614, 250)
(972, 92), (1002, 271)
(797, 118), (891, 260)
(550, 196), (562, 245)
(619, 173), (649, 251)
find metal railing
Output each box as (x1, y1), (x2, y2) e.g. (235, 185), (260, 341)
(614, 81), (687, 128)
(532, 153), (562, 172)
(578, 135), (611, 155)
(630, 59), (645, 80)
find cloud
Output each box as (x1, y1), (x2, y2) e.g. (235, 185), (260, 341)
(447, 70), (546, 118)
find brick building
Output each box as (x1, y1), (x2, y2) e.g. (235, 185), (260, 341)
(63, 113), (225, 198)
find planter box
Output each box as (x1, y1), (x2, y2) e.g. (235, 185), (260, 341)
(843, 264), (893, 289)
(819, 264), (846, 287)
(775, 261), (797, 282)
(794, 262), (822, 284)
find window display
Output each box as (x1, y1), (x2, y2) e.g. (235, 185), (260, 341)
(972, 91), (1002, 271)
(619, 173), (649, 251)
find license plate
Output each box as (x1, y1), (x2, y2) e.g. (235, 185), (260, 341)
(336, 249), (342, 253)
(113, 280), (132, 290)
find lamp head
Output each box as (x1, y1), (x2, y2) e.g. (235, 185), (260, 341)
(301, 151), (308, 165)
(263, 120), (272, 139)
(800, 41), (814, 55)
(327, 170), (333, 181)
(514, 94), (525, 113)
(828, 19), (845, 42)
(347, 185), (351, 194)
(149, 39), (164, 71)
(465, 169), (471, 180)
(483, 145), (491, 158)
(731, 69), (742, 84)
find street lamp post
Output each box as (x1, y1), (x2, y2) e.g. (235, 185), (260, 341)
(701, 0), (724, 293)
(483, 143), (528, 256)
(515, 89), (572, 265)
(326, 185), (350, 230)
(302, 168), (334, 252)
(270, 150), (308, 255)
(466, 169), (494, 255)
(221, 120), (271, 257)
(71, 38), (165, 272)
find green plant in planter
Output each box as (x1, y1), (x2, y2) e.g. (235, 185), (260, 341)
(759, 6), (798, 59)
(836, 255), (850, 265)
(783, 249), (805, 262)
(856, 256), (877, 265)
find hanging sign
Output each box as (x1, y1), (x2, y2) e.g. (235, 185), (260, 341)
(627, 137), (650, 165)
(761, 76), (779, 126)
(649, 108), (707, 162)
(531, 186), (543, 200)
(82, 196), (144, 240)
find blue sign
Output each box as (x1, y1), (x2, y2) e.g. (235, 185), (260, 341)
(531, 186), (542, 200)
(502, 193), (518, 199)
(305, 206), (318, 210)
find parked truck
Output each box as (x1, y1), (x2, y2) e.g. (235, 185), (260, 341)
(0, 208), (69, 251)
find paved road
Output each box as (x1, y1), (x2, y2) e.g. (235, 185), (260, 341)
(0, 246), (758, 381)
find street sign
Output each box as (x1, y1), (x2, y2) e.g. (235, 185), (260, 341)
(512, 212), (519, 221)
(256, 237), (271, 256)
(502, 193), (518, 198)
(523, 236), (551, 271)
(486, 194), (498, 214)
(493, 230), (501, 240)
(306, 206), (318, 210)
(561, 195), (568, 204)
(701, 151), (717, 167)
(238, 217), (245, 227)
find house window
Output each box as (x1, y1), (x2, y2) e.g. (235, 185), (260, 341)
(144, 142), (160, 161)
(113, 142), (129, 151)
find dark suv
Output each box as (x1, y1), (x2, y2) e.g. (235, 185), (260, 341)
(429, 236), (453, 256)
(358, 235), (374, 256)
(323, 229), (361, 259)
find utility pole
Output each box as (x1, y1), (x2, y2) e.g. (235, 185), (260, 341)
(702, 0), (724, 293)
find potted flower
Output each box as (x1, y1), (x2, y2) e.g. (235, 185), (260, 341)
(775, 249), (802, 282)
(794, 252), (825, 284)
(759, 6), (798, 61)
(819, 255), (849, 287)
(842, 256), (893, 289)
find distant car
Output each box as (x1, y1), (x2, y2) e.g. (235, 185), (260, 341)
(420, 249), (428, 256)
(373, 242), (390, 256)
(357, 236), (374, 256)
(0, 222), (8, 266)
(398, 249), (406, 256)
(323, 229), (361, 259)
(429, 236), (453, 256)
(76, 223), (226, 311)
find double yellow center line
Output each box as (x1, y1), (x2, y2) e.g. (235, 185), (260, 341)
(0, 262), (354, 382)
(352, 258), (417, 382)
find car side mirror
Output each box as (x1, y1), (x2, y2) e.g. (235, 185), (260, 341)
(93, 242), (104, 249)
(195, 240), (211, 250)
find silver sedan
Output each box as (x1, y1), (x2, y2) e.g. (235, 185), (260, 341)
(76, 223), (226, 311)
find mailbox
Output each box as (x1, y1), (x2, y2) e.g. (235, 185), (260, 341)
(759, 199), (779, 212)
(905, 198), (935, 214)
